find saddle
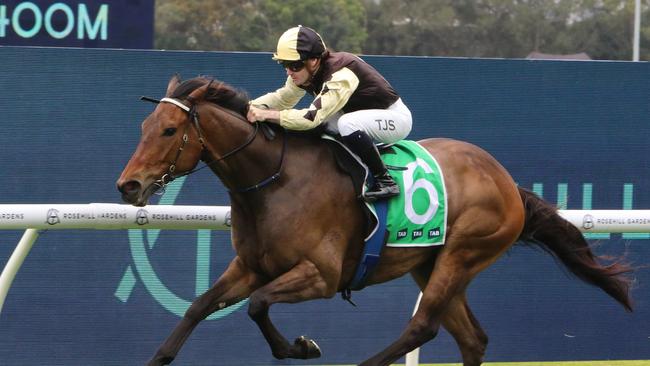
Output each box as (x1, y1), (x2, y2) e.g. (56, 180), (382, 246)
(324, 137), (386, 227)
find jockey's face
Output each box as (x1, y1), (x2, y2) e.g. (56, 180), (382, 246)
(286, 58), (320, 87)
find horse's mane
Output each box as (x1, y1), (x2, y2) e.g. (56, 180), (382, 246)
(170, 76), (324, 139)
(171, 77), (250, 117)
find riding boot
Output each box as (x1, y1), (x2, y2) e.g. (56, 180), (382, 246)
(341, 130), (400, 202)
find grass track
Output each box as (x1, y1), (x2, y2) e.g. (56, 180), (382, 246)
(327, 362), (650, 366)
(399, 362), (650, 366)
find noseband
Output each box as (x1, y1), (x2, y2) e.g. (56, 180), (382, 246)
(148, 95), (285, 194)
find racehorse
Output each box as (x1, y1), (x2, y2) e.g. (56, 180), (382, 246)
(117, 76), (633, 366)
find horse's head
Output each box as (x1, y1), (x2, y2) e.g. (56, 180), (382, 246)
(116, 75), (214, 206)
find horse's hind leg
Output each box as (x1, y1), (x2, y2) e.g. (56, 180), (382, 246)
(247, 259), (335, 360)
(441, 294), (488, 366)
(411, 265), (488, 366)
(360, 231), (511, 366)
(358, 251), (469, 365)
(147, 257), (262, 366)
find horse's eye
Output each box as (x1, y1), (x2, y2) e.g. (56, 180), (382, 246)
(162, 127), (177, 136)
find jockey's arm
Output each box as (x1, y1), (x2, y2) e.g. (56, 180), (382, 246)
(250, 77), (305, 111)
(276, 68), (359, 131)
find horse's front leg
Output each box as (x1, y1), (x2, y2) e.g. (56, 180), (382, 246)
(247, 259), (336, 360)
(147, 256), (263, 366)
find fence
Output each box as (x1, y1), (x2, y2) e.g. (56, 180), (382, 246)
(0, 204), (230, 314)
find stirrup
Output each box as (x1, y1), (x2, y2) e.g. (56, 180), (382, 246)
(363, 179), (400, 202)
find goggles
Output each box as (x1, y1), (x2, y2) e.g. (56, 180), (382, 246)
(279, 60), (306, 72)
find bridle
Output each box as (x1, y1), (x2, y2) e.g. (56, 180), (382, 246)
(142, 93), (286, 194)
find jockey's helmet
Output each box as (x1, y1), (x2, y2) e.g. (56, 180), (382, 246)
(273, 26), (326, 61)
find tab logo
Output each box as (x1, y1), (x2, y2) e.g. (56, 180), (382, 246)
(397, 228), (408, 239)
(428, 227), (441, 238)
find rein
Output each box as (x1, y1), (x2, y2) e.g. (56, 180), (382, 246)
(145, 95), (286, 194)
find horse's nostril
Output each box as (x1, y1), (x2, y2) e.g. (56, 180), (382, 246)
(119, 180), (142, 195)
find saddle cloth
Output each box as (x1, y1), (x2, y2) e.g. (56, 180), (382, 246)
(324, 136), (448, 247)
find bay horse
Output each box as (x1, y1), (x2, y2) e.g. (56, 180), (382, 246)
(117, 76), (632, 366)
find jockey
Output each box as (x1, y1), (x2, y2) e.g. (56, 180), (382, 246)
(247, 25), (412, 202)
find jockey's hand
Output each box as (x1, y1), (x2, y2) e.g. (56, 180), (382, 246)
(247, 106), (280, 124)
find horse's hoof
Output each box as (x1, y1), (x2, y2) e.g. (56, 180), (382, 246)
(294, 335), (322, 359)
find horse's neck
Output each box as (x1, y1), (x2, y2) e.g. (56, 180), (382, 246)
(228, 135), (363, 263)
(229, 132), (340, 205)
(200, 105), (289, 193)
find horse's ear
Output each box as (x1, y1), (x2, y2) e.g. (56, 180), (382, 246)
(187, 84), (210, 102)
(165, 74), (181, 96)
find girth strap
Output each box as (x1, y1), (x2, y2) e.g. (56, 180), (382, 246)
(341, 197), (389, 305)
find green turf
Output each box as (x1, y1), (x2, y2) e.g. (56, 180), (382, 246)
(405, 362), (650, 366)
(326, 362), (650, 366)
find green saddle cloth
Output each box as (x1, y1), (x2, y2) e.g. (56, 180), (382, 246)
(379, 140), (447, 247)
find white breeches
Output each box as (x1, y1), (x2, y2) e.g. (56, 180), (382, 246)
(324, 98), (413, 144)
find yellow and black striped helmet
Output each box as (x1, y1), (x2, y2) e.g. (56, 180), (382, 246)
(273, 26), (327, 61)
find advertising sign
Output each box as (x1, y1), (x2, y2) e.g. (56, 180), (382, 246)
(0, 0), (153, 48)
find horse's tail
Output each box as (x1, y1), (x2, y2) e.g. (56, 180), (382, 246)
(517, 187), (634, 311)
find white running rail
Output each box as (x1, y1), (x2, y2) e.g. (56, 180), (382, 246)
(0, 204), (230, 314)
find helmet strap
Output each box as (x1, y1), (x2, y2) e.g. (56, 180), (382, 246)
(305, 58), (321, 85)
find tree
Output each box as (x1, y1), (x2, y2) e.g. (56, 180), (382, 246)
(362, 0), (650, 60)
(155, 0), (367, 53)
(567, 0), (650, 60)
(155, 0), (649, 60)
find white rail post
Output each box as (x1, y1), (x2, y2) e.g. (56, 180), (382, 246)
(0, 228), (40, 314)
(405, 291), (423, 366)
(633, 0), (641, 61)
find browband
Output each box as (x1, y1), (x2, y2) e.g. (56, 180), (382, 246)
(160, 97), (191, 112)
